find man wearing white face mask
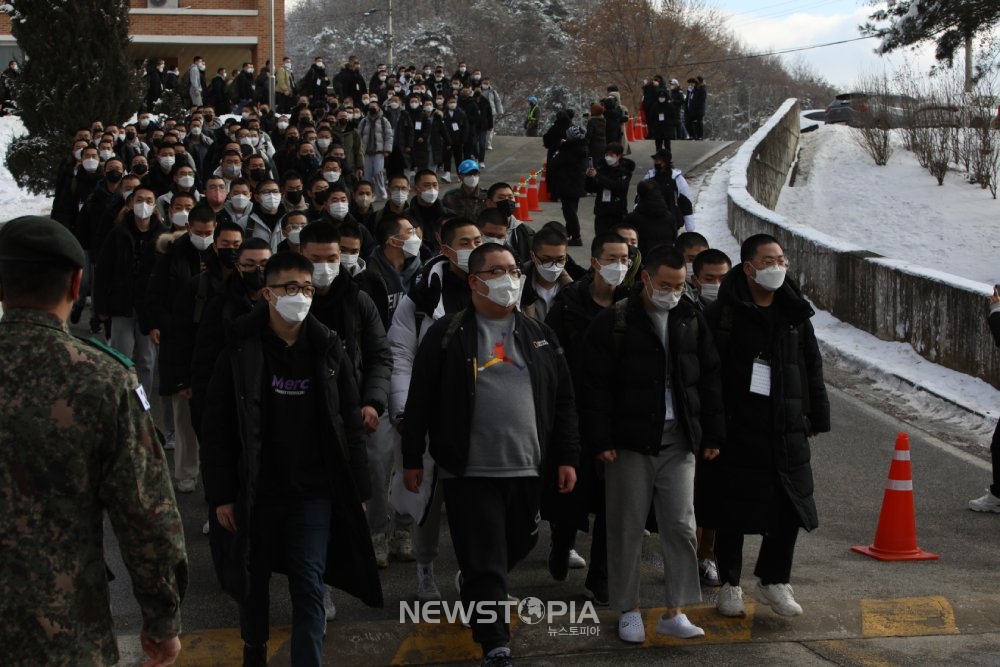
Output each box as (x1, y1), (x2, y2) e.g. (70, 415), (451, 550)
(224, 178), (254, 230)
(385, 217), (480, 602)
(580, 245), (724, 644)
(691, 248), (731, 311)
(519, 224), (571, 323)
(320, 183), (379, 257)
(245, 179), (285, 244)
(201, 250), (382, 666)
(701, 234), (829, 621)
(442, 159), (488, 220)
(408, 169), (455, 253)
(402, 243), (579, 667)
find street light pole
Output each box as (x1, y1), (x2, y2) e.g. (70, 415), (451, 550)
(268, 0), (276, 109)
(387, 0), (393, 69)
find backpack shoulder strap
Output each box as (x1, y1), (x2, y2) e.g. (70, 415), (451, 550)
(440, 309), (466, 350)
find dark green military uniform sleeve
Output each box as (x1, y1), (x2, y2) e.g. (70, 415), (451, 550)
(97, 369), (188, 641)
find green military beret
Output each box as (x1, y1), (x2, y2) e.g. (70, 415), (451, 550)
(0, 215), (86, 269)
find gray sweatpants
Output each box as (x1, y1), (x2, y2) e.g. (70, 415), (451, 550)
(605, 444), (701, 612)
(365, 414), (413, 536)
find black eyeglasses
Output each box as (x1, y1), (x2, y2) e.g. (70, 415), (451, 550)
(474, 267), (522, 279)
(267, 282), (315, 297)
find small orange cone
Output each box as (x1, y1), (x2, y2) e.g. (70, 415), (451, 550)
(851, 433), (939, 561)
(527, 171), (542, 212)
(625, 117), (636, 142)
(514, 184), (533, 222)
(538, 165), (550, 202)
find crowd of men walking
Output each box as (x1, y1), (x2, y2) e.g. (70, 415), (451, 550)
(3, 54), (824, 667)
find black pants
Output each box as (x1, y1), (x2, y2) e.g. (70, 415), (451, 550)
(990, 420), (1000, 496)
(442, 141), (464, 172)
(687, 116), (704, 140)
(550, 481), (608, 586)
(714, 490), (800, 586)
(444, 476), (541, 654)
(560, 196), (581, 239)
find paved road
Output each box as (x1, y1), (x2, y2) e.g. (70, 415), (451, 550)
(101, 136), (1000, 665)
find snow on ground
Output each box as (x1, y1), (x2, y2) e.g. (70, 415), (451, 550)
(775, 123), (1000, 285)
(691, 151), (1000, 446)
(0, 116), (53, 219)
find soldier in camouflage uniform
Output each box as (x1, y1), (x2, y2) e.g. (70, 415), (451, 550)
(0, 216), (188, 666)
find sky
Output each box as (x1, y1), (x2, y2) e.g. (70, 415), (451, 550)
(710, 0), (938, 89)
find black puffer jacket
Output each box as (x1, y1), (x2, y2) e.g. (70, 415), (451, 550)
(547, 137), (588, 199)
(699, 267), (830, 533)
(579, 288), (725, 457)
(625, 187), (679, 255)
(93, 214), (161, 326)
(200, 304), (382, 607)
(586, 157), (635, 218)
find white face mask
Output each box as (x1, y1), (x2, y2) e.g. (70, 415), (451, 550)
(462, 175), (480, 188)
(133, 202), (154, 220)
(409, 101), (420, 109)
(647, 283), (682, 311)
(312, 262), (340, 287)
(752, 264), (787, 292)
(277, 121), (289, 131)
(328, 201), (349, 220)
(230, 194), (250, 211)
(535, 261), (565, 282)
(317, 138), (331, 151)
(598, 261), (628, 287)
(287, 227), (303, 244)
(604, 155), (618, 166)
(479, 274), (521, 308)
(699, 283), (720, 303)
(178, 175), (195, 188)
(189, 233), (213, 251)
(356, 194), (373, 208)
(190, 126), (202, 136)
(323, 170), (341, 183)
(389, 102), (399, 110)
(171, 210), (190, 228)
(99, 149), (114, 161)
(449, 246), (473, 272)
(273, 292), (312, 323)
(401, 235), (422, 257)
(82, 158), (99, 173)
(261, 193), (282, 211)
(482, 235), (506, 245)
(340, 253), (360, 271)
(685, 262), (694, 276)
(159, 156), (175, 170)
(419, 188), (438, 204)
(390, 190), (409, 206)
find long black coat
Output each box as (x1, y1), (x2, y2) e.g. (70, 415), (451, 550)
(201, 304), (383, 608)
(547, 137), (588, 199)
(699, 267), (830, 534)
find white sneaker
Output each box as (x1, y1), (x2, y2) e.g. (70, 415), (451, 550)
(716, 583), (745, 617)
(567, 549), (586, 569)
(655, 612), (704, 638)
(618, 610), (645, 643)
(442, 171), (452, 183)
(372, 533), (389, 569)
(201, 519), (210, 535)
(969, 488), (1000, 512)
(699, 558), (721, 586)
(323, 584), (337, 621)
(390, 530), (415, 562)
(755, 581), (803, 616)
(417, 563), (441, 601)
(176, 478), (197, 494)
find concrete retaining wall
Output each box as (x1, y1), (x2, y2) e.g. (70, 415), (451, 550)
(727, 98), (1000, 388)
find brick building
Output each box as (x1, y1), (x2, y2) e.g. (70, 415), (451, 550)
(0, 0), (286, 77)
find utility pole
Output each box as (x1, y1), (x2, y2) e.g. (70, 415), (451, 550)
(387, 0), (394, 68)
(268, 0), (276, 109)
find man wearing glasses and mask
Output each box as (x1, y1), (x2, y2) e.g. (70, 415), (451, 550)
(200, 251), (382, 667)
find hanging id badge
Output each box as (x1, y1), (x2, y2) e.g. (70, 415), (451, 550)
(664, 386), (675, 420)
(750, 356), (771, 396)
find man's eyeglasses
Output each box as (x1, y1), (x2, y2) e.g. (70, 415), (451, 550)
(474, 267), (522, 279)
(267, 282), (315, 297)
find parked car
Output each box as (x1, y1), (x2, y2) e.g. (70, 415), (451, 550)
(824, 92), (914, 129)
(905, 103), (999, 129)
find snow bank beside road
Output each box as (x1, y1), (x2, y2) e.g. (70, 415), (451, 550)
(775, 123), (999, 285)
(0, 116), (53, 220)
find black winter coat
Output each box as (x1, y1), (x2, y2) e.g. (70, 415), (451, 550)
(400, 307), (581, 524)
(625, 193), (679, 255)
(542, 118), (571, 164)
(547, 137), (588, 199)
(586, 116), (607, 163)
(201, 304), (382, 608)
(586, 157), (635, 218)
(441, 107), (469, 146)
(579, 290), (725, 457)
(647, 95), (676, 140)
(159, 261), (227, 395)
(699, 267), (830, 534)
(144, 231), (206, 334)
(93, 215), (161, 325)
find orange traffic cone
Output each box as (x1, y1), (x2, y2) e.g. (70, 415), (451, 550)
(527, 171), (542, 212)
(625, 117), (636, 142)
(851, 433), (939, 561)
(514, 185), (533, 222)
(538, 165), (550, 202)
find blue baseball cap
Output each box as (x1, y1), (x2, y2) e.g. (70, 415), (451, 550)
(458, 159), (480, 175)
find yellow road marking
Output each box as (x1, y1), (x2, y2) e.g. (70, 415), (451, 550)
(391, 621), (494, 665)
(860, 596), (958, 637)
(176, 626), (291, 666)
(642, 604), (755, 646)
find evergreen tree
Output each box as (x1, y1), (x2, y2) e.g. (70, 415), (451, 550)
(862, 0), (1000, 89)
(2, 0), (143, 194)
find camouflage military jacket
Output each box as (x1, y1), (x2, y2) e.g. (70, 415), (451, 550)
(0, 308), (188, 666)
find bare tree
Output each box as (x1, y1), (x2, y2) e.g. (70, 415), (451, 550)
(851, 71), (895, 166)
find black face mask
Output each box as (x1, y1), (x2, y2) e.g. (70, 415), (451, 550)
(241, 266), (265, 292)
(250, 168), (266, 181)
(285, 190), (303, 205)
(217, 247), (239, 269)
(131, 163), (148, 175)
(105, 170), (123, 184)
(204, 115), (214, 123)
(497, 199), (517, 219)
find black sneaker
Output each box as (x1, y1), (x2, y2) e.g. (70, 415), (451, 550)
(548, 544), (570, 582)
(584, 577), (609, 606)
(242, 643), (267, 667)
(567, 236), (583, 247)
(481, 648), (514, 667)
